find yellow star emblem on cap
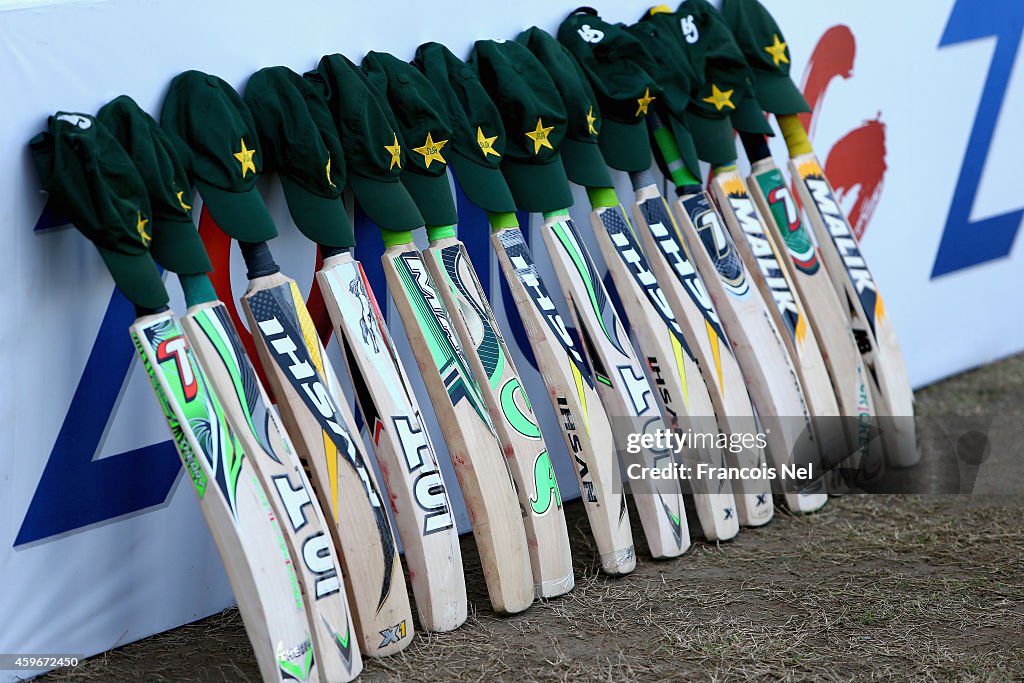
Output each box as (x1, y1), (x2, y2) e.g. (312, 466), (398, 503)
(702, 83), (735, 111)
(477, 127), (500, 158)
(136, 211), (151, 246)
(233, 138), (257, 177)
(326, 157), (336, 188)
(385, 134), (402, 170)
(764, 34), (789, 67)
(635, 88), (656, 117)
(586, 106), (598, 136)
(175, 191), (192, 212)
(525, 118), (554, 155)
(413, 132), (448, 168)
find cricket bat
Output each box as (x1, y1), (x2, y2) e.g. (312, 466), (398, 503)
(671, 184), (827, 511)
(742, 133), (884, 483)
(178, 287), (362, 682)
(87, 96), (360, 679)
(709, 167), (848, 472)
(780, 114), (918, 467)
(542, 209), (732, 547)
(237, 240), (414, 657)
(131, 310), (327, 682)
(628, 175), (775, 527)
(31, 115), (338, 681)
(489, 217), (635, 575)
(643, 115), (826, 511)
(380, 234), (534, 615)
(422, 227), (574, 598)
(588, 191), (752, 540)
(316, 248), (467, 630)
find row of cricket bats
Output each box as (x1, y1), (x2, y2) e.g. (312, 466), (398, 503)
(58, 108), (913, 683)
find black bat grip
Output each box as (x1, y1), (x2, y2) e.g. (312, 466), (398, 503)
(238, 241), (281, 279)
(739, 132), (772, 164)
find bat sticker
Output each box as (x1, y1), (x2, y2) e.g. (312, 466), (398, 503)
(377, 620), (409, 648)
(754, 168), (820, 275)
(391, 251), (493, 429)
(797, 161), (883, 334)
(248, 285), (397, 611)
(639, 197), (730, 343)
(435, 244), (506, 391)
(599, 206), (696, 361)
(497, 228), (590, 375)
(349, 276), (382, 353)
(136, 318), (240, 513)
(549, 218), (624, 355)
(719, 177), (802, 339)
(193, 305), (289, 464)
(687, 196), (751, 300)
(390, 414), (455, 535)
(528, 450), (561, 514)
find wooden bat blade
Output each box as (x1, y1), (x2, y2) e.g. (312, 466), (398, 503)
(317, 252), (467, 631)
(382, 245), (533, 615)
(541, 213), (705, 551)
(130, 312), (320, 682)
(589, 204), (740, 542)
(180, 301), (362, 681)
(710, 170), (848, 476)
(630, 188), (775, 527)
(423, 236), (574, 598)
(672, 190), (828, 513)
(748, 161), (886, 485)
(789, 154), (918, 467)
(241, 272), (413, 657)
(492, 226), (635, 575)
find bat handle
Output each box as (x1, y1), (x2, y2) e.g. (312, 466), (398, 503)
(238, 241), (280, 279)
(738, 132), (771, 164)
(134, 304), (171, 317)
(629, 168), (657, 191)
(320, 244), (348, 259)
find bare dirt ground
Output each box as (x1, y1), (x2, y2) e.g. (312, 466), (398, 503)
(37, 354), (1024, 682)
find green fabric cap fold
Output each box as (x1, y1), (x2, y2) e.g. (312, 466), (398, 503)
(97, 95), (213, 275)
(558, 8), (659, 173)
(673, 0), (773, 137)
(29, 112), (167, 309)
(413, 42), (516, 213)
(305, 54), (423, 231)
(362, 51), (458, 227)
(624, 18), (702, 180)
(244, 66), (354, 248)
(721, 0), (811, 115)
(518, 26), (612, 189)
(160, 71), (278, 243)
(469, 39), (573, 213)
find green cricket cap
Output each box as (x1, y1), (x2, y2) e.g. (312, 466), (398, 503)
(97, 95), (213, 275)
(671, 0), (772, 160)
(362, 51), (458, 227)
(413, 42), (516, 213)
(517, 26), (612, 189)
(244, 66), (354, 249)
(160, 71), (278, 243)
(636, 5), (735, 165)
(721, 0), (810, 115)
(558, 8), (659, 173)
(624, 17), (702, 180)
(469, 39), (573, 213)
(305, 54), (423, 231)
(29, 112), (167, 310)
